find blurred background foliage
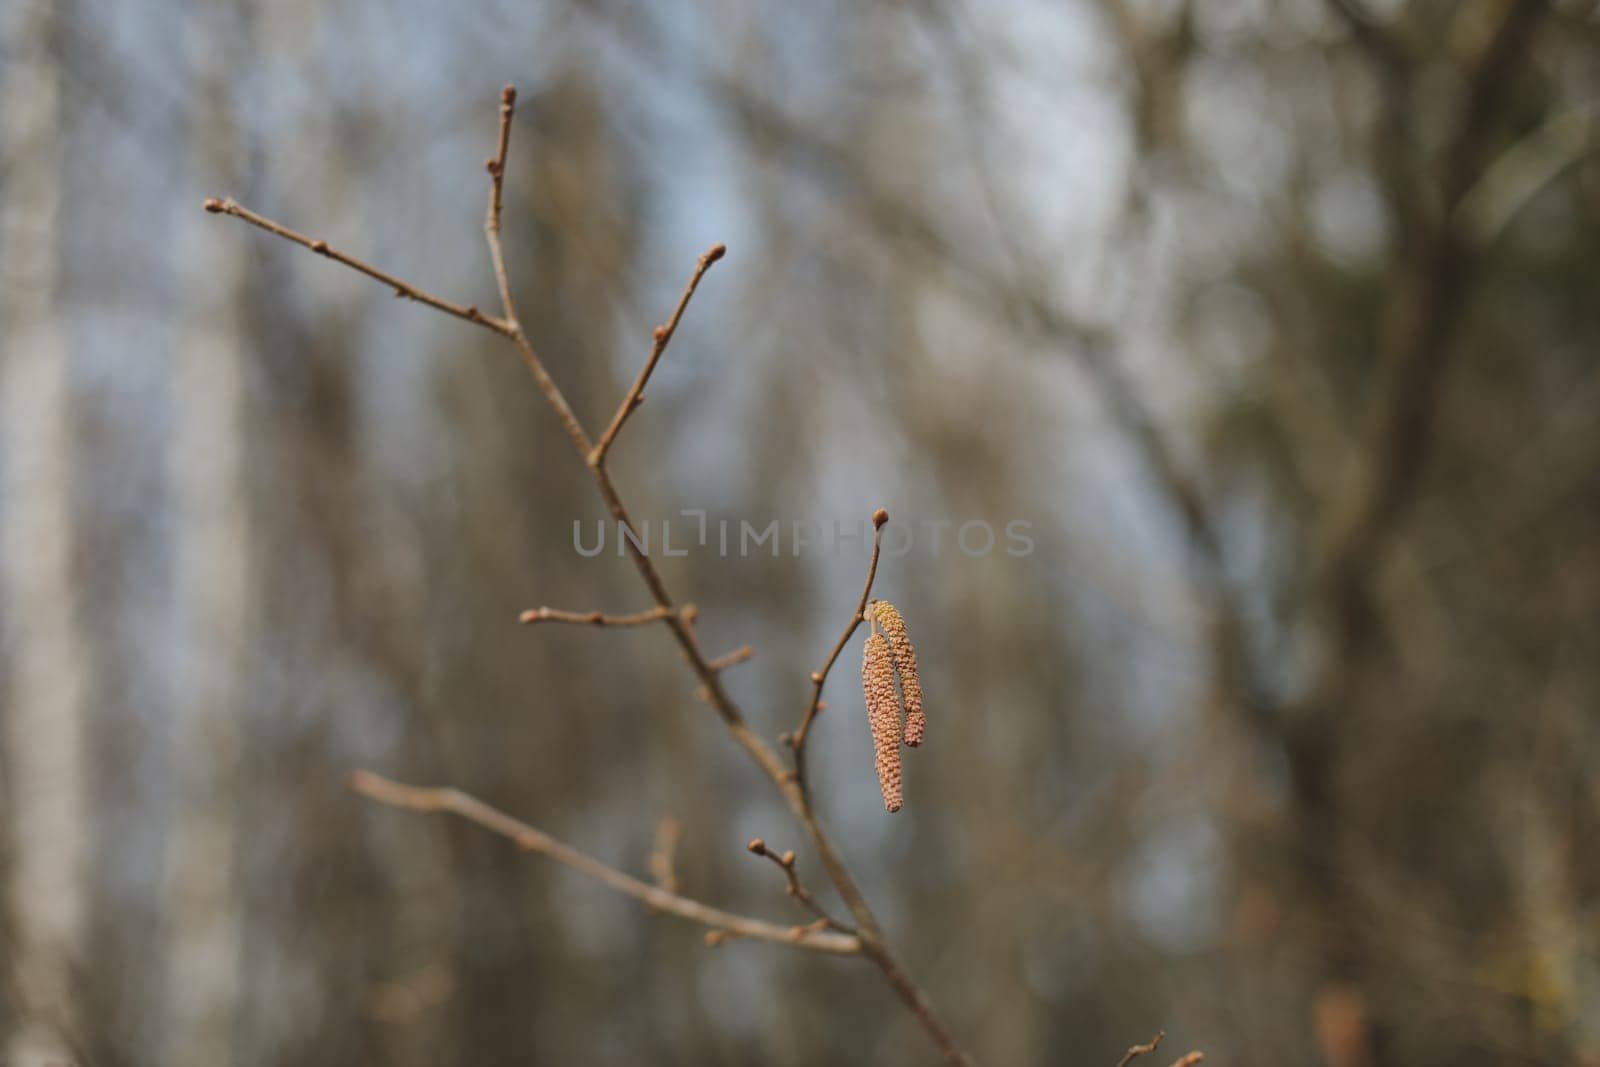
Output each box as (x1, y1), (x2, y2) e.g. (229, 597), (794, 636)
(1, 0), (1598, 1064)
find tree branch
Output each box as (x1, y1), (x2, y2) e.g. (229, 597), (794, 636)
(207, 86), (972, 1067)
(484, 84), (518, 328)
(349, 771), (861, 956)
(1116, 1032), (1165, 1067)
(590, 241), (727, 468)
(518, 605), (678, 627)
(746, 837), (856, 934)
(202, 197), (512, 335)
(790, 507), (888, 761)
(707, 645), (755, 671)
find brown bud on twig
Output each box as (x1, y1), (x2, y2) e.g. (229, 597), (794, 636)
(869, 601), (924, 747)
(862, 633), (904, 812)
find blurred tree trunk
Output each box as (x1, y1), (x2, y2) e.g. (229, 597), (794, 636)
(160, 9), (256, 1063)
(0, 0), (89, 1062)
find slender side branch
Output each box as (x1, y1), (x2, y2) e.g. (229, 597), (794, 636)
(707, 645), (755, 672)
(519, 605), (678, 627)
(791, 508), (889, 759)
(1109, 1025), (1201, 1065)
(472, 87), (596, 461)
(1116, 1033), (1164, 1067)
(203, 197), (513, 335)
(746, 837), (856, 934)
(350, 771), (861, 956)
(589, 241), (727, 468)
(484, 84), (519, 329)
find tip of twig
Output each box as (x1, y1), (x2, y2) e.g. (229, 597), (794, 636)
(519, 608), (544, 624)
(872, 508), (890, 529)
(500, 84), (517, 105)
(202, 197), (224, 213)
(1170, 1054), (1204, 1067)
(703, 242), (727, 264)
(704, 930), (729, 948)
(1117, 1031), (1165, 1067)
(747, 838), (766, 854)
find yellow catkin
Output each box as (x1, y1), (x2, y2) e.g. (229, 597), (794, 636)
(861, 632), (904, 812)
(869, 600), (924, 747)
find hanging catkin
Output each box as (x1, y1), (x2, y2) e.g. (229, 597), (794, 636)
(869, 600), (924, 747)
(861, 632), (904, 812)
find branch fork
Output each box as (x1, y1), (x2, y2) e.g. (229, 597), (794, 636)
(209, 88), (969, 1064)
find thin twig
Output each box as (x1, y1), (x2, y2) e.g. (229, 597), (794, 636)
(484, 85), (519, 331)
(473, 89), (596, 461)
(518, 605), (678, 627)
(746, 837), (856, 934)
(707, 645), (755, 672)
(589, 242), (727, 468)
(1116, 1032), (1164, 1067)
(202, 198), (512, 335)
(791, 508), (889, 760)
(350, 771), (861, 956)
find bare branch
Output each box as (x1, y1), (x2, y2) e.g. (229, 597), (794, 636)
(211, 87), (972, 1067)
(791, 508), (889, 760)
(707, 645), (755, 672)
(746, 837), (855, 934)
(518, 605), (678, 627)
(590, 241), (727, 468)
(1116, 1032), (1164, 1067)
(202, 197), (512, 335)
(484, 84), (518, 327)
(349, 771), (861, 956)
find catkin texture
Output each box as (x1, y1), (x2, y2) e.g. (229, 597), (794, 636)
(870, 601), (924, 747)
(861, 633), (904, 812)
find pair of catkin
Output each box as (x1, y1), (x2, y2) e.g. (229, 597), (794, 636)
(860, 600), (923, 813)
